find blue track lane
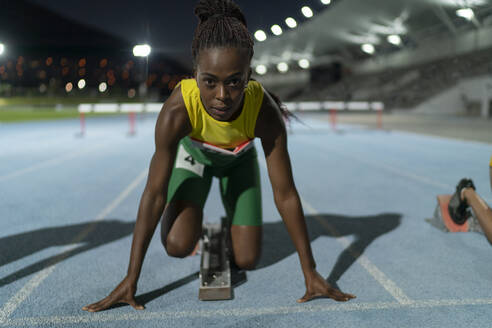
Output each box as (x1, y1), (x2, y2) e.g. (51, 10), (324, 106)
(1, 114), (492, 327)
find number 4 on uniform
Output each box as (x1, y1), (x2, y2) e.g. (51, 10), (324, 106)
(185, 155), (195, 166)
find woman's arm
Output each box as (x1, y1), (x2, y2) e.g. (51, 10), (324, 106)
(82, 85), (191, 312)
(255, 90), (355, 303)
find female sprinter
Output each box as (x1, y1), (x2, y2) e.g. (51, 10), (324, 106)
(83, 0), (355, 312)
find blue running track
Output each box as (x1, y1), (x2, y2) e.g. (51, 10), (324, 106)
(1, 113), (492, 327)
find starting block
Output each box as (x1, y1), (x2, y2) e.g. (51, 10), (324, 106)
(199, 218), (232, 301)
(427, 194), (482, 233)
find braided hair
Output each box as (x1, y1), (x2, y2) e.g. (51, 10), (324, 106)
(192, 0), (254, 67)
(192, 0), (295, 122)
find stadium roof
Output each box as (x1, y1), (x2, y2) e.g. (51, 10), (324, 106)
(252, 0), (492, 69)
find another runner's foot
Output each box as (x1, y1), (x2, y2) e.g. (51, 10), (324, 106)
(448, 178), (475, 225)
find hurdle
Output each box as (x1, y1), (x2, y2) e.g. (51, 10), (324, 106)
(76, 102), (162, 136)
(284, 100), (385, 131)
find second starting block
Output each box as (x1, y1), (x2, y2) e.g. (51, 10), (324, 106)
(427, 194), (483, 233)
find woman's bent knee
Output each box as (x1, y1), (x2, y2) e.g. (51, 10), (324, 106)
(164, 235), (195, 258)
(234, 255), (259, 270)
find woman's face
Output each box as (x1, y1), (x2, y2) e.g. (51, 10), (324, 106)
(195, 47), (251, 121)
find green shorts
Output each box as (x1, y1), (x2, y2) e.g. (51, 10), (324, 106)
(167, 137), (262, 226)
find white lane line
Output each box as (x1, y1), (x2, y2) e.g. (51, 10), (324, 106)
(0, 169), (148, 324)
(3, 298), (492, 326)
(0, 143), (109, 183)
(257, 157), (412, 304)
(301, 199), (413, 305)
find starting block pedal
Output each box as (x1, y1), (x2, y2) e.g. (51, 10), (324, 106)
(435, 194), (469, 232)
(199, 218), (232, 301)
(427, 195), (483, 234)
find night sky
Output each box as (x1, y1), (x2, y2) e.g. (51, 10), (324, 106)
(27, 0), (325, 58)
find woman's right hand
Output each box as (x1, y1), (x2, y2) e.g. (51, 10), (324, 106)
(82, 276), (144, 312)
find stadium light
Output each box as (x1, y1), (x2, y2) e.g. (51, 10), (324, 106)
(285, 17), (297, 28)
(0, 43), (4, 55)
(255, 65), (267, 75)
(133, 44), (151, 57)
(99, 82), (108, 93)
(254, 30), (267, 42)
(271, 25), (283, 36)
(277, 62), (289, 73)
(321, 0), (331, 4)
(65, 82), (73, 93)
(456, 8), (475, 20)
(301, 6), (314, 18)
(361, 44), (375, 54)
(387, 34), (402, 46)
(78, 79), (86, 90)
(298, 59), (310, 69)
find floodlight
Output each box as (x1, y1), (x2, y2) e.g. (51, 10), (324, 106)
(99, 82), (108, 93)
(301, 6), (314, 18)
(0, 43), (4, 55)
(277, 62), (289, 73)
(456, 8), (475, 20)
(65, 82), (73, 93)
(133, 44), (151, 57)
(254, 30), (267, 42)
(255, 65), (267, 75)
(361, 44), (375, 54)
(387, 34), (402, 46)
(271, 25), (283, 36)
(285, 17), (297, 28)
(298, 59), (310, 69)
(78, 79), (86, 89)
(321, 0), (331, 4)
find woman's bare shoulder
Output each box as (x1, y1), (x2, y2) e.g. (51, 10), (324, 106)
(155, 84), (191, 146)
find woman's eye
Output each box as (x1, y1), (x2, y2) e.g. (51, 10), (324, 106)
(204, 79), (215, 86)
(228, 79), (240, 86)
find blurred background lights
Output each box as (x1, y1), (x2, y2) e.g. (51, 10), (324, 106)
(128, 88), (136, 98)
(39, 84), (47, 93)
(277, 62), (289, 73)
(65, 82), (73, 93)
(254, 30), (267, 42)
(255, 64), (267, 75)
(298, 59), (310, 69)
(387, 34), (402, 46)
(99, 82), (108, 93)
(132, 44), (151, 57)
(301, 6), (314, 18)
(321, 0), (331, 4)
(361, 43), (376, 54)
(271, 24), (283, 36)
(77, 79), (86, 89)
(0, 43), (4, 55)
(285, 17), (297, 28)
(456, 8), (475, 20)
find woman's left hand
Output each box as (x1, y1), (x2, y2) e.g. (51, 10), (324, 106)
(297, 270), (356, 303)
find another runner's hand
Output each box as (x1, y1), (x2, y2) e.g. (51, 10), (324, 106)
(82, 277), (145, 312)
(297, 270), (356, 303)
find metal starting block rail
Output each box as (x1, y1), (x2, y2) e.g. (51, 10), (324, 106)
(199, 219), (232, 301)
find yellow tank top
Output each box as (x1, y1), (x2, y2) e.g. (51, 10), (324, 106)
(179, 78), (264, 151)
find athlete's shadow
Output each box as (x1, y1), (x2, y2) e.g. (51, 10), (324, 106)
(134, 212), (402, 306)
(0, 220), (134, 287)
(0, 214), (401, 307)
(259, 213), (402, 289)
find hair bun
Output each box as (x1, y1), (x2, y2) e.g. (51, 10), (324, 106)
(194, 0), (247, 27)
